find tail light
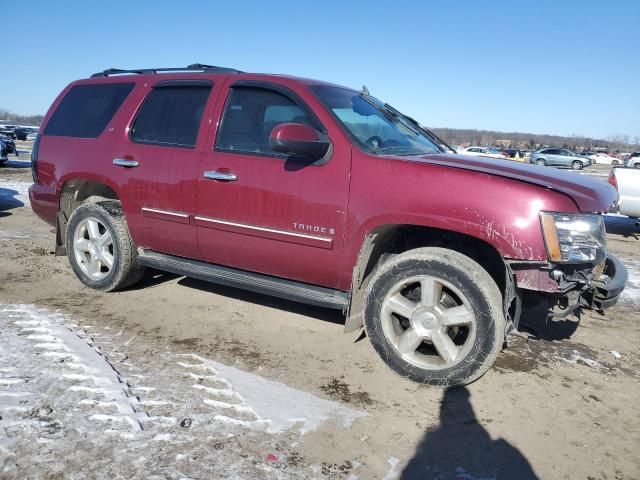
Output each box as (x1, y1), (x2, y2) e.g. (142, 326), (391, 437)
(31, 134), (40, 183)
(608, 170), (617, 190)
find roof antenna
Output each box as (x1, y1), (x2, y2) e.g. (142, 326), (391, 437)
(362, 85), (369, 95)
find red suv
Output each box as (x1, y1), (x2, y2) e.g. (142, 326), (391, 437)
(29, 64), (627, 386)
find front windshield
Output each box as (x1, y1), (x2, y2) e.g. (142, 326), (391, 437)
(311, 85), (443, 156)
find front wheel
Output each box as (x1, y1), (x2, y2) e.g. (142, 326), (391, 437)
(363, 248), (505, 386)
(571, 160), (583, 170)
(535, 159), (546, 166)
(66, 200), (145, 291)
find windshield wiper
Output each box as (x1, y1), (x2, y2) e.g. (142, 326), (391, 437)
(382, 103), (454, 154)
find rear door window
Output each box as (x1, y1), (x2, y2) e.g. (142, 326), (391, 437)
(131, 85), (211, 148)
(44, 83), (134, 138)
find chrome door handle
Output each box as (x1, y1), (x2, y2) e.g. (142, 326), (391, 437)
(204, 170), (238, 182)
(113, 158), (140, 168)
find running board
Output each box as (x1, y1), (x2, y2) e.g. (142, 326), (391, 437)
(137, 250), (350, 310)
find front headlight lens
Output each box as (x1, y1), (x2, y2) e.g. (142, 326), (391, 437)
(540, 212), (606, 263)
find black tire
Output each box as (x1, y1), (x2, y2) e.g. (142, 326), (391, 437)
(535, 159), (546, 166)
(571, 160), (583, 170)
(65, 200), (144, 292)
(363, 247), (505, 386)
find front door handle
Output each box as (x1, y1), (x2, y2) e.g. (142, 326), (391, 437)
(113, 158), (140, 168)
(204, 170), (238, 182)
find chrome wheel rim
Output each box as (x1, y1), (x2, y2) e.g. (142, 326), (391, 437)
(380, 275), (477, 370)
(73, 217), (114, 281)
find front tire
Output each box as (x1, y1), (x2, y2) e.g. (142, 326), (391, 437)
(363, 248), (505, 386)
(535, 159), (546, 166)
(66, 200), (144, 292)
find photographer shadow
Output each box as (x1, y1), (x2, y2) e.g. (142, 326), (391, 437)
(401, 387), (539, 479)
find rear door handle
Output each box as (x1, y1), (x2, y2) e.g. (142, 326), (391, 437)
(204, 170), (238, 182)
(113, 158), (140, 168)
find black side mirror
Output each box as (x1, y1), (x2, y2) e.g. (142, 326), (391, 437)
(269, 123), (330, 160)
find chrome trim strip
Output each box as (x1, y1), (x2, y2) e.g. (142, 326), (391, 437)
(194, 216), (333, 243)
(142, 207), (189, 219)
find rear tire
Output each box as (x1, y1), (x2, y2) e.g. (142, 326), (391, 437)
(535, 159), (546, 166)
(66, 200), (144, 292)
(363, 248), (505, 386)
(571, 160), (583, 170)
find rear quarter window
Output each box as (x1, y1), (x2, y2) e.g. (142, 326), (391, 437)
(44, 83), (134, 138)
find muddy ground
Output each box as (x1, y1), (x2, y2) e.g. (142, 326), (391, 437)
(1, 153), (639, 479)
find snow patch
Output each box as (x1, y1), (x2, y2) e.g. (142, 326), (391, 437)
(0, 179), (30, 206)
(621, 259), (640, 304)
(178, 353), (366, 434)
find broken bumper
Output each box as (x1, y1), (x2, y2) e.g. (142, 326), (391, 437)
(582, 254), (628, 310)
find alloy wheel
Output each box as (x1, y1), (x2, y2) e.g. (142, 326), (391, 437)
(380, 275), (477, 370)
(72, 217), (115, 280)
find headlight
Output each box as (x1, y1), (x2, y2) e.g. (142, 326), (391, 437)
(540, 212), (606, 263)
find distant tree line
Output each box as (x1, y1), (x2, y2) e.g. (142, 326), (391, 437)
(430, 127), (639, 153)
(0, 108), (44, 126)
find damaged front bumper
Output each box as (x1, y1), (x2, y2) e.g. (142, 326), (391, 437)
(510, 254), (628, 321)
(580, 254), (628, 311)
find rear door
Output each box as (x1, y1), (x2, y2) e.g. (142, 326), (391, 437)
(109, 79), (217, 259)
(195, 80), (351, 289)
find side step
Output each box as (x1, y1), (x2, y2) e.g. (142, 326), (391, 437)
(137, 250), (350, 310)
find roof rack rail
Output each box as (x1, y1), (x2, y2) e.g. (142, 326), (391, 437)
(90, 64), (242, 78)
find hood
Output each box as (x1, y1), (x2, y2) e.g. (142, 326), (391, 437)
(414, 154), (617, 213)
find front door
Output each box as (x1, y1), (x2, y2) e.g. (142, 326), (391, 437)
(195, 81), (350, 289)
(110, 80), (216, 259)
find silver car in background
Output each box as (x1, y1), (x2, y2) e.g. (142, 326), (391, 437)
(530, 148), (592, 170)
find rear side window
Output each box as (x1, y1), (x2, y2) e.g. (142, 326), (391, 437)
(44, 83), (134, 138)
(130, 86), (211, 148)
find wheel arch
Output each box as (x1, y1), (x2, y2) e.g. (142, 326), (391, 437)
(55, 178), (121, 256)
(345, 223), (517, 334)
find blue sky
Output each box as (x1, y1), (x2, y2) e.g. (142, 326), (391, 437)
(3, 0), (639, 140)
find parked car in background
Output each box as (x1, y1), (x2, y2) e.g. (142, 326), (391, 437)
(609, 167), (640, 220)
(530, 148), (591, 170)
(14, 127), (38, 141)
(593, 153), (621, 165)
(502, 148), (523, 159)
(29, 63), (626, 386)
(26, 132), (38, 141)
(624, 152), (640, 168)
(0, 138), (7, 165)
(0, 125), (17, 139)
(463, 146), (507, 159)
(0, 134), (17, 155)
(452, 145), (466, 153)
(578, 151), (597, 161)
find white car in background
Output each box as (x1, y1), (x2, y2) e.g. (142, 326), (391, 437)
(463, 147), (507, 159)
(609, 167), (640, 219)
(593, 153), (621, 165)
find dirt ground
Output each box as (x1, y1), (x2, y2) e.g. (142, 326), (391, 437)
(1, 151), (639, 480)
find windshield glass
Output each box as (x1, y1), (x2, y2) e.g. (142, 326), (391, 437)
(311, 85), (443, 156)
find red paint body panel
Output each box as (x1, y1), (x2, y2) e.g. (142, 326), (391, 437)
(29, 71), (617, 294)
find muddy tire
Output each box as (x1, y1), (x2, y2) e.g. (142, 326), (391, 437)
(363, 247), (505, 386)
(66, 200), (144, 292)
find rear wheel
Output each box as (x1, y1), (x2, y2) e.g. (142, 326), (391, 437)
(571, 160), (583, 170)
(66, 200), (144, 292)
(535, 159), (546, 166)
(363, 248), (505, 386)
